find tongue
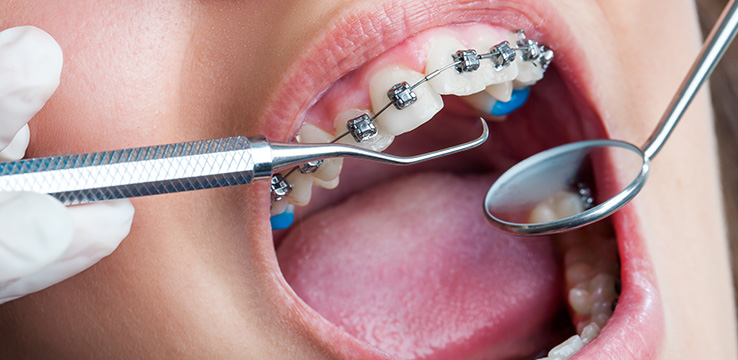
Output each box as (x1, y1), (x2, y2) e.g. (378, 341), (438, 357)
(277, 172), (561, 360)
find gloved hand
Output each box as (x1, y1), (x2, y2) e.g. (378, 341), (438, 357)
(0, 26), (134, 304)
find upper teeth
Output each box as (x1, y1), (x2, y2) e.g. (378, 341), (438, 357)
(273, 27), (553, 214)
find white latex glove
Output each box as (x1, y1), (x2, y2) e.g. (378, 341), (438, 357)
(0, 26), (134, 304)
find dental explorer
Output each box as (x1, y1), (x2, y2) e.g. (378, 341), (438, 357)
(0, 119), (488, 205)
(484, 0), (738, 235)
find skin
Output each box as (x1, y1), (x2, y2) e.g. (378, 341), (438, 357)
(0, 0), (736, 358)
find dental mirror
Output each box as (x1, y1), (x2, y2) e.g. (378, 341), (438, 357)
(485, 0), (738, 235)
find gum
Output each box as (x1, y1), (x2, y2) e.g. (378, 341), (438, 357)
(299, 23), (516, 134)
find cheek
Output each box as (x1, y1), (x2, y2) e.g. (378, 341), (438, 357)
(21, 2), (196, 156)
(14, 1), (271, 157)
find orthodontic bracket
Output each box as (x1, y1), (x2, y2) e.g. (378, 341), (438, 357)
(514, 30), (554, 70)
(273, 30), (554, 216)
(270, 174), (292, 202)
(537, 45), (554, 70)
(576, 182), (595, 210)
(453, 50), (481, 73)
(298, 160), (323, 174)
(347, 113), (378, 142)
(487, 41), (517, 70)
(387, 81), (418, 110)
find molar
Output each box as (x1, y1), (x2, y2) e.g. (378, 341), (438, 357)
(528, 190), (585, 223)
(333, 108), (394, 152)
(425, 34), (487, 95)
(369, 67), (443, 136)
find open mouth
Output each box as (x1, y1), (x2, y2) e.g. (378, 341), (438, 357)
(257, 1), (663, 359)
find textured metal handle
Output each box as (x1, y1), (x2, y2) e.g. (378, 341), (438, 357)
(0, 136), (259, 205)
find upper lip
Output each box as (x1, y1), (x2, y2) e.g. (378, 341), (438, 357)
(257, 0), (664, 358)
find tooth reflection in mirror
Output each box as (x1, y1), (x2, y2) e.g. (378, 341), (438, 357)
(485, 140), (649, 235)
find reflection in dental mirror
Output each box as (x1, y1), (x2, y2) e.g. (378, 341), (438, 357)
(485, 140), (649, 235)
(486, 0), (738, 236)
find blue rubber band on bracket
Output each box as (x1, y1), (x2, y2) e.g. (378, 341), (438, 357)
(491, 87), (530, 117)
(271, 205), (295, 230)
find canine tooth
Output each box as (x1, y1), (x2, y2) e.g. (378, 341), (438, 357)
(313, 176), (339, 190)
(297, 123), (343, 182)
(370, 67), (443, 135)
(468, 33), (519, 86)
(485, 82), (513, 102)
(334, 109), (394, 151)
(425, 34), (486, 95)
(285, 172), (313, 206)
(580, 322), (601, 344)
(548, 335), (584, 359)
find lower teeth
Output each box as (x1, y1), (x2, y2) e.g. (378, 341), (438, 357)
(535, 195), (620, 359)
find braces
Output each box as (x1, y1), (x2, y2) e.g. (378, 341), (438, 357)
(271, 30), (554, 201)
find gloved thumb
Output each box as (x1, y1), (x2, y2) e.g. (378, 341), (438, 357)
(0, 192), (73, 281)
(0, 26), (63, 150)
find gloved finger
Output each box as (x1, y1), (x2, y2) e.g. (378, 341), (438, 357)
(0, 26), (63, 151)
(0, 192), (73, 282)
(0, 124), (29, 161)
(67, 199), (135, 261)
(0, 199), (134, 304)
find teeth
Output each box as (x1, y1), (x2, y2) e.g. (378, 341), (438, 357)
(277, 30), (553, 225)
(333, 109), (394, 152)
(468, 33), (519, 87)
(425, 34), (487, 95)
(515, 59), (545, 87)
(485, 82), (513, 102)
(580, 322), (601, 344)
(370, 67), (443, 135)
(297, 123), (343, 184)
(546, 335), (584, 360)
(528, 190), (585, 223)
(313, 176), (339, 190)
(285, 172), (314, 206)
(460, 91), (499, 116)
(529, 190), (618, 360)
